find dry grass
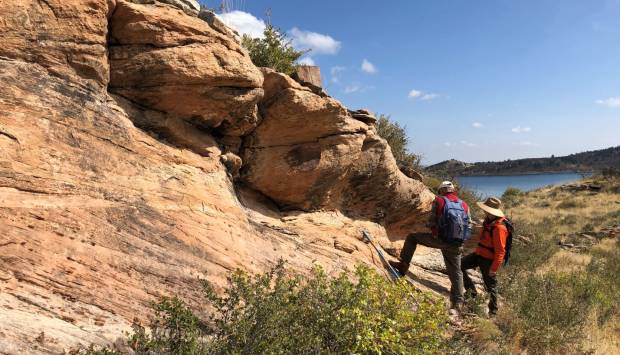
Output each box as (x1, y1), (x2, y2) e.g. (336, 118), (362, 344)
(458, 176), (620, 354)
(584, 314), (620, 355)
(504, 178), (620, 235)
(537, 250), (592, 274)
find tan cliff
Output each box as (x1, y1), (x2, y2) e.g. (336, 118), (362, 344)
(0, 0), (443, 352)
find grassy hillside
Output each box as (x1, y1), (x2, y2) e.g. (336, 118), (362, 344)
(454, 173), (620, 354)
(427, 145), (620, 176)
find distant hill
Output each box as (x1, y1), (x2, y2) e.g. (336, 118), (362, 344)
(425, 146), (620, 177)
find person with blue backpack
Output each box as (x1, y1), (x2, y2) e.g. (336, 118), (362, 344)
(389, 181), (472, 311)
(461, 197), (513, 316)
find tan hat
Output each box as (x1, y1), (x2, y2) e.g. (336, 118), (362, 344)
(438, 181), (455, 193)
(477, 197), (505, 217)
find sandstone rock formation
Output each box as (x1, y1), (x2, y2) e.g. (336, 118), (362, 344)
(108, 1), (264, 136)
(243, 70), (434, 238)
(0, 1), (439, 353)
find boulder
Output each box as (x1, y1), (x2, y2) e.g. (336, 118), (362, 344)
(220, 152), (243, 178)
(198, 9), (241, 42)
(349, 109), (377, 125)
(247, 73), (367, 148)
(128, 0), (200, 16)
(294, 65), (323, 88)
(243, 72), (435, 238)
(108, 1), (264, 136)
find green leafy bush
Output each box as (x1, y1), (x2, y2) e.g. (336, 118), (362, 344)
(241, 24), (308, 75)
(376, 114), (423, 172)
(502, 187), (523, 208)
(86, 262), (449, 354)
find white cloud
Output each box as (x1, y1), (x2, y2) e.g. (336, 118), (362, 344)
(408, 90), (423, 99)
(290, 27), (341, 55)
(408, 89), (439, 101)
(297, 57), (315, 66)
(344, 84), (361, 94)
(472, 122), (483, 128)
(460, 140), (477, 147)
(217, 11), (266, 38)
(421, 93), (439, 100)
(511, 126), (531, 133)
(361, 59), (377, 74)
(444, 142), (453, 147)
(330, 66), (345, 83)
(343, 83), (374, 94)
(595, 97), (620, 108)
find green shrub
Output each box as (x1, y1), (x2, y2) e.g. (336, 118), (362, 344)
(241, 24), (308, 75)
(86, 262), (449, 354)
(587, 246), (620, 323)
(502, 187), (523, 208)
(376, 114), (423, 172)
(499, 272), (605, 353)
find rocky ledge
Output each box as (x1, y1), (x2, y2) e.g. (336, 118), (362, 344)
(0, 0), (436, 353)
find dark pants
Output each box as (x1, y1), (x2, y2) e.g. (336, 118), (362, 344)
(461, 253), (498, 314)
(400, 233), (464, 306)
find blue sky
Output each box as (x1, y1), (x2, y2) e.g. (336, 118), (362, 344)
(205, 0), (620, 164)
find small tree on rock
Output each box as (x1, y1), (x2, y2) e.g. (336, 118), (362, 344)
(376, 114), (423, 172)
(241, 24), (308, 75)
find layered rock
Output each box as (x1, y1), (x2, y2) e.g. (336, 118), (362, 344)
(0, 1), (441, 352)
(0, 0), (114, 87)
(108, 1), (264, 136)
(243, 70), (434, 238)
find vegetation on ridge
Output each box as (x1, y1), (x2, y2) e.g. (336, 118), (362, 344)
(426, 145), (620, 176)
(241, 24), (308, 75)
(375, 114), (423, 173)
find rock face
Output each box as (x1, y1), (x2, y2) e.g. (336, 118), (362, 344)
(108, 1), (264, 137)
(294, 65), (324, 88)
(243, 70), (434, 238)
(0, 0), (114, 87)
(0, 1), (441, 353)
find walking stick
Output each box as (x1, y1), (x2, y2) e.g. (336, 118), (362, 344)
(362, 230), (401, 280)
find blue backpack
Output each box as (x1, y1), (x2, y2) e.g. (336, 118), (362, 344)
(438, 197), (471, 244)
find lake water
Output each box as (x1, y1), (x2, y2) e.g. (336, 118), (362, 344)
(455, 173), (585, 198)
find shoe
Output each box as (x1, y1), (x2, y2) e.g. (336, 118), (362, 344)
(388, 260), (410, 276)
(450, 302), (465, 314)
(465, 290), (479, 300)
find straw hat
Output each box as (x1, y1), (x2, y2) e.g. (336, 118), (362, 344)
(477, 197), (505, 217)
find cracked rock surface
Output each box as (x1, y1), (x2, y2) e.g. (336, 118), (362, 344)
(0, 1), (439, 353)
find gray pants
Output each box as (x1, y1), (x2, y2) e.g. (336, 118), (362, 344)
(400, 232), (464, 306)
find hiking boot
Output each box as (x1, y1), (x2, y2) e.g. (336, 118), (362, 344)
(388, 260), (410, 276)
(450, 302), (465, 314)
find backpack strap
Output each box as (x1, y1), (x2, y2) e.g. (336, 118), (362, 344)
(477, 243), (494, 251)
(478, 222), (495, 251)
(481, 219), (508, 251)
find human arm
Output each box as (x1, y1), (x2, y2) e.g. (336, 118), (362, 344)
(490, 223), (508, 273)
(426, 197), (440, 236)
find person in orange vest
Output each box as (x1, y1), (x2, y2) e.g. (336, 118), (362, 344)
(461, 197), (509, 316)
